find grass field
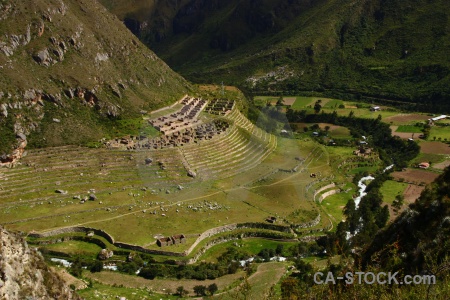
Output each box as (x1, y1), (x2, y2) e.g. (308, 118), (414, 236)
(44, 241), (102, 258)
(379, 180), (409, 205)
(77, 278), (178, 300)
(291, 97), (316, 109)
(323, 99), (344, 109)
(321, 191), (353, 224)
(254, 96), (278, 106)
(430, 126), (450, 141)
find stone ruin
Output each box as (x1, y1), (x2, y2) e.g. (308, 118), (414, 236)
(156, 234), (186, 247)
(204, 98), (235, 116)
(105, 96), (234, 150)
(131, 119), (230, 150)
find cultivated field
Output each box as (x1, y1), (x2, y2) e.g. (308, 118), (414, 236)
(391, 168), (439, 185)
(384, 113), (430, 124)
(420, 141), (450, 155)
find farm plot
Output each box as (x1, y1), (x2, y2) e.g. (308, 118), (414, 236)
(403, 184), (425, 204)
(390, 126), (417, 139)
(290, 97), (336, 110)
(430, 126), (450, 141)
(282, 97), (297, 106)
(433, 160), (450, 170)
(384, 114), (430, 125)
(419, 141), (450, 155)
(391, 168), (439, 185)
(379, 180), (409, 205)
(395, 125), (423, 133)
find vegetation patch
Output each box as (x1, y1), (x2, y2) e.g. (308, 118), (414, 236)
(379, 180), (409, 205)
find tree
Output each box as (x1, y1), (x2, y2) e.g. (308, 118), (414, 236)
(314, 102), (322, 113)
(392, 194), (404, 213)
(276, 244), (284, 255)
(193, 285), (207, 296)
(207, 283), (218, 295)
(89, 260), (103, 273)
(276, 95), (284, 106)
(69, 257), (84, 277)
(176, 286), (188, 297)
(324, 125), (330, 133)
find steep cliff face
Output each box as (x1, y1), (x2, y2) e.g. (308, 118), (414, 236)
(0, 227), (80, 299)
(0, 0), (191, 161)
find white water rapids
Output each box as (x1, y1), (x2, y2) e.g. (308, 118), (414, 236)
(346, 164), (394, 239)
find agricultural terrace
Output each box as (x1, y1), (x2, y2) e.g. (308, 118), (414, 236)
(0, 97), (342, 261)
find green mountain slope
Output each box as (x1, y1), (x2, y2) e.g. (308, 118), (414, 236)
(362, 166), (450, 275)
(102, 0), (450, 106)
(0, 0), (191, 157)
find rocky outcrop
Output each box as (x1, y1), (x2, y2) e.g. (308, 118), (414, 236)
(0, 133), (27, 168)
(0, 226), (80, 300)
(0, 0), (190, 164)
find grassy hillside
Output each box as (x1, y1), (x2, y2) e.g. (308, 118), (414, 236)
(101, 0), (450, 108)
(0, 0), (191, 154)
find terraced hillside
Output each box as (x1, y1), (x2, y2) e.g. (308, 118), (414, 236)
(181, 109), (277, 179)
(0, 102), (334, 253)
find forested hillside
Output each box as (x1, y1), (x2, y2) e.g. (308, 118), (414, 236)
(102, 0), (450, 110)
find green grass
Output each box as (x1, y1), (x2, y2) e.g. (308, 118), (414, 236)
(380, 180), (409, 205)
(396, 125), (423, 133)
(253, 96), (278, 106)
(77, 280), (167, 300)
(430, 126), (450, 141)
(43, 241), (103, 258)
(321, 191), (353, 224)
(290, 97), (316, 109)
(323, 99), (344, 109)
(412, 153), (446, 165)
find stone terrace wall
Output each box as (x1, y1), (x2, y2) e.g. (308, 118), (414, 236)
(318, 189), (340, 203)
(313, 183), (336, 201)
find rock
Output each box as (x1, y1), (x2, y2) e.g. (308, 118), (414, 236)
(33, 48), (51, 65)
(98, 249), (113, 260)
(52, 47), (64, 61)
(0, 103), (7, 118)
(95, 52), (109, 62)
(55, 189), (67, 194)
(59, 41), (67, 51)
(166, 190), (170, 194)
(52, 118), (60, 123)
(73, 195), (81, 200)
(65, 89), (75, 99)
(187, 170), (197, 178)
(89, 194), (97, 201)
(16, 133), (26, 141)
(177, 185), (183, 190)
(145, 158), (153, 164)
